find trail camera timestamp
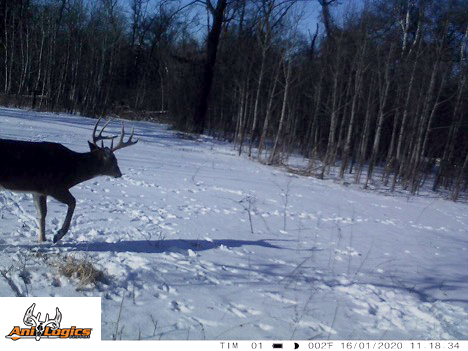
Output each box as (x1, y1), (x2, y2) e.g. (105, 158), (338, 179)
(341, 342), (461, 350)
(411, 342), (459, 349)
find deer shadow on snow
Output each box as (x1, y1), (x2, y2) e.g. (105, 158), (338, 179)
(60, 238), (286, 254)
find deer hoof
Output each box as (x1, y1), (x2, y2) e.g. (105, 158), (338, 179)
(53, 233), (62, 244)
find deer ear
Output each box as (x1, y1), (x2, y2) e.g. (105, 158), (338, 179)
(88, 141), (97, 151)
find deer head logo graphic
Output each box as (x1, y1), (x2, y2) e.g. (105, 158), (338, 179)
(23, 303), (62, 341)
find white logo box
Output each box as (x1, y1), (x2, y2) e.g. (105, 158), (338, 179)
(0, 297), (100, 346)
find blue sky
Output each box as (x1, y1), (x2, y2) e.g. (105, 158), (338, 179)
(119, 0), (365, 38)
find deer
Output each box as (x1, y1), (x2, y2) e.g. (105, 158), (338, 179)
(0, 118), (137, 244)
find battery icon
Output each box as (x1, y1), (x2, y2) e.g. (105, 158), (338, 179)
(272, 344), (283, 349)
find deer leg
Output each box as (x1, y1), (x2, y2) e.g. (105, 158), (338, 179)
(51, 190), (76, 244)
(33, 194), (47, 242)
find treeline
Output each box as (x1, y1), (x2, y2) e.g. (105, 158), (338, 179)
(1, 0), (467, 200)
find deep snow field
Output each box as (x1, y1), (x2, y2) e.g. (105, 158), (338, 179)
(0, 107), (467, 340)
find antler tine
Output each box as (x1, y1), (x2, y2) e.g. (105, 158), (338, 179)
(45, 307), (62, 330)
(110, 122), (138, 152)
(23, 303), (38, 327)
(92, 117), (117, 147)
(55, 307), (62, 323)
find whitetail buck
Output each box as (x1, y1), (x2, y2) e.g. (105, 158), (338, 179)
(0, 118), (137, 243)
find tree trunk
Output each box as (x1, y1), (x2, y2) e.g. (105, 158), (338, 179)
(340, 40), (366, 178)
(258, 58), (281, 160)
(269, 58), (292, 164)
(355, 76), (375, 184)
(193, 0), (227, 134)
(364, 47), (393, 189)
(320, 51), (342, 179)
(451, 151), (468, 202)
(248, 49), (266, 157)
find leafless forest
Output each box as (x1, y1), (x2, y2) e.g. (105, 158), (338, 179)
(1, 0), (467, 200)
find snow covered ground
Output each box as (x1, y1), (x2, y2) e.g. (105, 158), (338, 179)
(0, 107), (467, 340)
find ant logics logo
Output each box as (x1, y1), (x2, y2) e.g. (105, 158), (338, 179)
(5, 303), (92, 341)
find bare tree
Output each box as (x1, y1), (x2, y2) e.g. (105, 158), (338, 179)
(193, 0), (228, 133)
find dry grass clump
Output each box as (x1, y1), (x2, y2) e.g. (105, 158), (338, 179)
(58, 254), (105, 287)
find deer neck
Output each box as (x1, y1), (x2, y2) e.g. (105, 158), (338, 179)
(70, 151), (104, 187)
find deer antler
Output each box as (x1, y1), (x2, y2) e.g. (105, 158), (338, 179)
(43, 307), (62, 330)
(23, 303), (39, 327)
(91, 117), (117, 148)
(110, 123), (138, 152)
(91, 117), (138, 151)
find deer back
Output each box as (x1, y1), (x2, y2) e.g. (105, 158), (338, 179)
(0, 139), (90, 193)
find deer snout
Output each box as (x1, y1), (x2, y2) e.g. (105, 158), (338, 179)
(114, 167), (122, 178)
(108, 162), (122, 178)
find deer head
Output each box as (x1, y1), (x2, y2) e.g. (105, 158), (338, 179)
(23, 303), (62, 341)
(87, 117), (138, 178)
